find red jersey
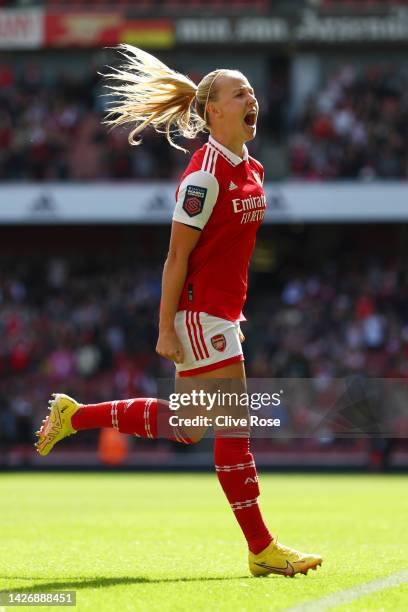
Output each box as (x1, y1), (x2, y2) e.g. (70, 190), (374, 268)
(173, 135), (266, 321)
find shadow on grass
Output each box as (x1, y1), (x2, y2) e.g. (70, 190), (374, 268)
(1, 575), (250, 591)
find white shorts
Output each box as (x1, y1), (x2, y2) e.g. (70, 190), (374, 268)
(174, 311), (244, 376)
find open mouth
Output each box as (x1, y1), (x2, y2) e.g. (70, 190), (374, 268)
(244, 111), (257, 127)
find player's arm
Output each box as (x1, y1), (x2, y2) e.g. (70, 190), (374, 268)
(156, 169), (219, 363)
(156, 222), (201, 363)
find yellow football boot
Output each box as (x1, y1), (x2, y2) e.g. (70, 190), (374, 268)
(249, 538), (322, 577)
(35, 393), (80, 456)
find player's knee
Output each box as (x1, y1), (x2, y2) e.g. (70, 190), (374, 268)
(183, 429), (206, 444)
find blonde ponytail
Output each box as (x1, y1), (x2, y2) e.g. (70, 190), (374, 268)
(102, 45), (206, 151)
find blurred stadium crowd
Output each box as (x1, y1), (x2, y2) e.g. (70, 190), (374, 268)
(1, 228), (407, 457)
(0, 59), (265, 181)
(290, 64), (408, 180)
(1, 59), (406, 181)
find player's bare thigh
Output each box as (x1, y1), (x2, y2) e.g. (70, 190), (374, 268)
(174, 362), (247, 442)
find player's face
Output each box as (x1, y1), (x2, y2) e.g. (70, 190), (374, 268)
(212, 73), (259, 141)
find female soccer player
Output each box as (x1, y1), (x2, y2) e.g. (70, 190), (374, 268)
(35, 46), (322, 578)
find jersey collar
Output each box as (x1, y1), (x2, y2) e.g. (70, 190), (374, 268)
(208, 135), (248, 166)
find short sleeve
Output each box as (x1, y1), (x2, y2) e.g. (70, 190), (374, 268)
(173, 170), (219, 230)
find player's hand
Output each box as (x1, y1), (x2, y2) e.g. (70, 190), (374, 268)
(156, 329), (185, 364)
(239, 329), (245, 344)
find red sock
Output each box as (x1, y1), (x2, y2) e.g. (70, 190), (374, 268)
(214, 437), (273, 554)
(71, 398), (192, 444)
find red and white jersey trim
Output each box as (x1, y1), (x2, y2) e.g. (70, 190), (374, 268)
(207, 135), (249, 166)
(201, 144), (219, 175)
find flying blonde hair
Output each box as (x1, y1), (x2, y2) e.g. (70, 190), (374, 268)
(102, 45), (232, 152)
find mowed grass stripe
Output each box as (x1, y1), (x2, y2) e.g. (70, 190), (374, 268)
(286, 569), (408, 611)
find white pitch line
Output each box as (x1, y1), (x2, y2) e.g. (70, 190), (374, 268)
(285, 569), (408, 612)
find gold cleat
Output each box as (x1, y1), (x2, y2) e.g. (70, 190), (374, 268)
(249, 538), (322, 578)
(35, 393), (80, 456)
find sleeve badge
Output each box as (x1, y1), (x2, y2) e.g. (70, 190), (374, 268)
(182, 185), (207, 217)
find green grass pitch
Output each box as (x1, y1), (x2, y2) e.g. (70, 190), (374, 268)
(1, 472), (407, 611)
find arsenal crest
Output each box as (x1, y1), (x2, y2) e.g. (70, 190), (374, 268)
(211, 334), (226, 352)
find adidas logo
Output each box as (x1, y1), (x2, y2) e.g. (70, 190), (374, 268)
(229, 181), (238, 191)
